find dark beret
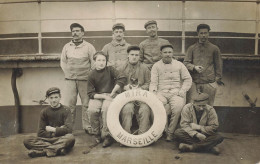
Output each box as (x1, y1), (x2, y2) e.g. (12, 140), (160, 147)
(160, 44), (174, 51)
(70, 23), (84, 32)
(127, 45), (140, 53)
(197, 24), (211, 32)
(144, 20), (157, 29)
(112, 23), (125, 31)
(46, 87), (60, 97)
(193, 93), (209, 105)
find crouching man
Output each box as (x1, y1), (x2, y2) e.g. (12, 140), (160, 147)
(174, 93), (224, 155)
(87, 51), (127, 147)
(119, 45), (151, 135)
(23, 87), (75, 158)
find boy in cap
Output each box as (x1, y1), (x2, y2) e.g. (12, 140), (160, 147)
(149, 44), (192, 141)
(23, 87), (75, 158)
(60, 23), (96, 133)
(87, 51), (127, 147)
(102, 23), (131, 70)
(174, 93), (224, 155)
(119, 45), (151, 136)
(139, 20), (170, 70)
(184, 24), (223, 106)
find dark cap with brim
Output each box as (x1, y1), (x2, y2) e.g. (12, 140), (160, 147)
(144, 20), (157, 29)
(160, 44), (174, 51)
(127, 45), (140, 53)
(193, 93), (209, 105)
(46, 87), (60, 97)
(112, 23), (125, 31)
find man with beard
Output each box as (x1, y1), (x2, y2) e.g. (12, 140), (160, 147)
(102, 23), (130, 70)
(149, 44), (192, 141)
(184, 24), (223, 106)
(119, 45), (151, 135)
(23, 87), (75, 158)
(139, 20), (170, 70)
(60, 23), (96, 134)
(174, 93), (224, 155)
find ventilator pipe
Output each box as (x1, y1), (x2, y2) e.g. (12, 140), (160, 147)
(11, 68), (23, 133)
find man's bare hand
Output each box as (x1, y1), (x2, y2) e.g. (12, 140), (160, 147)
(124, 85), (131, 91)
(194, 66), (204, 73)
(46, 126), (56, 132)
(178, 90), (186, 98)
(196, 133), (206, 141)
(190, 123), (201, 130)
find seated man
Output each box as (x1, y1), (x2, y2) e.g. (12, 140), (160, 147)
(87, 51), (127, 147)
(174, 93), (224, 155)
(23, 87), (75, 158)
(149, 44), (192, 141)
(119, 45), (151, 135)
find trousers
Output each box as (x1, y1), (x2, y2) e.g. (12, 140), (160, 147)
(157, 92), (185, 135)
(88, 97), (111, 138)
(23, 134), (75, 157)
(120, 101), (151, 134)
(187, 82), (217, 106)
(174, 129), (224, 151)
(64, 79), (91, 130)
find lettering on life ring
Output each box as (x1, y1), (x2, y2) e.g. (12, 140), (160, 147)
(107, 89), (167, 147)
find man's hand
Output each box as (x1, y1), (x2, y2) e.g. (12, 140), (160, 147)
(194, 66), (204, 73)
(178, 90), (186, 98)
(104, 95), (113, 100)
(216, 79), (225, 86)
(46, 126), (56, 132)
(124, 84), (131, 91)
(196, 133), (206, 141)
(190, 123), (201, 130)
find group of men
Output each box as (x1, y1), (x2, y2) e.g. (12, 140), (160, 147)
(23, 20), (224, 158)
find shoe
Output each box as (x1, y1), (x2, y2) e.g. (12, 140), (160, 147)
(28, 150), (46, 158)
(59, 148), (67, 156)
(102, 136), (113, 148)
(210, 146), (220, 155)
(94, 135), (102, 144)
(178, 143), (193, 152)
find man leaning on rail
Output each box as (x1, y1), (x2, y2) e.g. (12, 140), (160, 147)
(23, 87), (75, 158)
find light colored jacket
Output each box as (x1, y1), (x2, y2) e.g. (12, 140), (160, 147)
(180, 103), (219, 137)
(149, 59), (192, 94)
(60, 40), (96, 80)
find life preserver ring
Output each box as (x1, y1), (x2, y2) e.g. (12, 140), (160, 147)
(107, 89), (167, 147)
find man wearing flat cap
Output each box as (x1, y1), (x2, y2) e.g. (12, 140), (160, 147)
(102, 23), (130, 70)
(60, 23), (96, 133)
(149, 44), (192, 141)
(119, 45), (151, 136)
(174, 92), (224, 155)
(23, 87), (75, 158)
(139, 20), (170, 70)
(184, 24), (223, 106)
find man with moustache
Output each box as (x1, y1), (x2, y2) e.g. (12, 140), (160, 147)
(139, 20), (170, 70)
(60, 23), (96, 133)
(149, 44), (192, 141)
(119, 45), (151, 135)
(184, 24), (223, 106)
(174, 93), (224, 155)
(102, 23), (130, 70)
(23, 87), (75, 158)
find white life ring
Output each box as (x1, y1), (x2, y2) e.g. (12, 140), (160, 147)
(107, 89), (167, 147)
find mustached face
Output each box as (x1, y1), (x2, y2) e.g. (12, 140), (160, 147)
(113, 28), (124, 42)
(146, 24), (158, 37)
(95, 54), (107, 70)
(48, 93), (61, 108)
(71, 27), (84, 41)
(161, 47), (173, 64)
(194, 104), (206, 111)
(198, 28), (209, 43)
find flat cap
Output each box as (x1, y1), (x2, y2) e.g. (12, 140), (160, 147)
(144, 20), (157, 29)
(70, 23), (84, 32)
(160, 44), (174, 51)
(127, 45), (140, 53)
(46, 87), (60, 97)
(112, 23), (125, 31)
(193, 93), (209, 105)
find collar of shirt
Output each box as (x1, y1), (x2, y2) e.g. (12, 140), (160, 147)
(148, 36), (158, 41)
(111, 39), (126, 46)
(197, 40), (210, 47)
(69, 40), (87, 48)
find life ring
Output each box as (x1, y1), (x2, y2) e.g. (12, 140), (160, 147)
(107, 89), (167, 147)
